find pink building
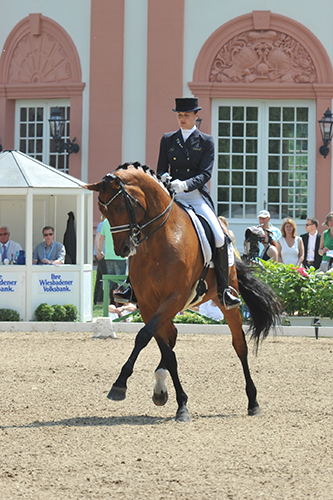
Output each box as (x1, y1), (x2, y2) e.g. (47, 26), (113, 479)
(1, 1), (333, 250)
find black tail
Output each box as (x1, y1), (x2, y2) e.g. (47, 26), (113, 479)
(235, 259), (281, 350)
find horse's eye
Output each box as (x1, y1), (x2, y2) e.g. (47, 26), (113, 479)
(117, 204), (125, 215)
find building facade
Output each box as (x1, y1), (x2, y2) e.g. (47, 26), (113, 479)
(1, 0), (333, 251)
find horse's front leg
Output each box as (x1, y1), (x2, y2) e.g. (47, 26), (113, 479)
(152, 360), (168, 406)
(154, 329), (190, 422)
(107, 320), (156, 401)
(223, 307), (261, 416)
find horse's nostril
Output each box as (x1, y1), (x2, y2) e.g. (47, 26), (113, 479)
(122, 245), (130, 258)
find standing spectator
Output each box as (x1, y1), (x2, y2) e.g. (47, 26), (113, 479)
(276, 218), (304, 266)
(318, 212), (333, 272)
(33, 226), (66, 265)
(257, 210), (281, 241)
(301, 217), (322, 269)
(94, 216), (107, 305)
(99, 218), (127, 304)
(0, 225), (22, 263)
(218, 216), (241, 260)
(257, 210), (281, 255)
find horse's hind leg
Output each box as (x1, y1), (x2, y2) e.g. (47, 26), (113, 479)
(152, 360), (168, 406)
(224, 308), (261, 415)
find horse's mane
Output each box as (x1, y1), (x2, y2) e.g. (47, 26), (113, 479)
(103, 162), (171, 196)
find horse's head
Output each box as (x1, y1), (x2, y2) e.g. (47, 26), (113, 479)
(86, 167), (148, 258)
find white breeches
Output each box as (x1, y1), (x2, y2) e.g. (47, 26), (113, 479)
(175, 189), (225, 247)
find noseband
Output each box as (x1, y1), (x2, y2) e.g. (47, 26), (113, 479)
(98, 174), (175, 247)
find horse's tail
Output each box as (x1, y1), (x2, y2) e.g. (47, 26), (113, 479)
(235, 259), (281, 350)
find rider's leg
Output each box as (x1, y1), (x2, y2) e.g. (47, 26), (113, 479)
(175, 190), (240, 309)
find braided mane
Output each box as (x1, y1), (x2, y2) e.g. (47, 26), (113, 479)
(103, 162), (171, 196)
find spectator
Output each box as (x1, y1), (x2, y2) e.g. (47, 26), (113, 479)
(94, 216), (107, 305)
(301, 217), (322, 270)
(276, 218), (304, 266)
(33, 226), (65, 265)
(218, 216), (241, 260)
(257, 210), (281, 256)
(318, 212), (333, 272)
(0, 225), (22, 263)
(109, 302), (137, 321)
(198, 300), (224, 321)
(99, 218), (127, 304)
(259, 229), (279, 261)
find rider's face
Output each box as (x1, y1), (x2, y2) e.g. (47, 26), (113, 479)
(177, 111), (198, 130)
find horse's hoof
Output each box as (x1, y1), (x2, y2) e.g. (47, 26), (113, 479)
(248, 406), (262, 416)
(152, 391), (168, 406)
(175, 407), (190, 422)
(107, 385), (126, 401)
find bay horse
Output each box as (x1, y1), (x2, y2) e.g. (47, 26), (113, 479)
(87, 163), (280, 422)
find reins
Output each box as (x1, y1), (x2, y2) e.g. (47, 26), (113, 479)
(98, 174), (175, 247)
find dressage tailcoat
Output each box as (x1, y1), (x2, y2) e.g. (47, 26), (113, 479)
(156, 128), (215, 210)
(301, 232), (322, 269)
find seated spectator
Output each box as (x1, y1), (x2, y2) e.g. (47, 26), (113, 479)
(0, 225), (22, 263)
(198, 300), (224, 321)
(259, 229), (279, 262)
(276, 218), (304, 266)
(109, 302), (137, 321)
(33, 226), (66, 265)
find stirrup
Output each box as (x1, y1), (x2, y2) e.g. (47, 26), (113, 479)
(220, 286), (240, 310)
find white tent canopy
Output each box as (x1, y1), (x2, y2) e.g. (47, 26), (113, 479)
(0, 150), (93, 321)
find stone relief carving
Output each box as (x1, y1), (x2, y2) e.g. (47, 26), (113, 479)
(210, 30), (317, 83)
(8, 33), (72, 84)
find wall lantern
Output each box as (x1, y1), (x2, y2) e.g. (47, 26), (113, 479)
(48, 107), (80, 154)
(196, 116), (202, 130)
(318, 108), (333, 159)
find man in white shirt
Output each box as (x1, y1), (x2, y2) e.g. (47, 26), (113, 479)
(0, 225), (22, 263)
(257, 210), (281, 255)
(301, 217), (322, 269)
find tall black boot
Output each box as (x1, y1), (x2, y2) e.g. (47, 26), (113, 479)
(113, 277), (138, 304)
(214, 245), (240, 310)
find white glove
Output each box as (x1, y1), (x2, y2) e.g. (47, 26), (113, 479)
(170, 179), (188, 194)
(161, 172), (172, 183)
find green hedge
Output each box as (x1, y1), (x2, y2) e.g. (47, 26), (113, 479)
(254, 259), (333, 318)
(34, 303), (79, 322)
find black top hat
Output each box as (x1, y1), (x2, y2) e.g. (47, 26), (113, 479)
(172, 97), (202, 113)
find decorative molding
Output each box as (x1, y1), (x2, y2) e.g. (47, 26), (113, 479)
(0, 15), (82, 85)
(8, 32), (73, 84)
(209, 30), (317, 84)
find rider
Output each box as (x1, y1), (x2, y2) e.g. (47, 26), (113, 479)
(114, 97), (240, 309)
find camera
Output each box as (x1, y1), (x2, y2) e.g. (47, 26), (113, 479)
(243, 226), (268, 262)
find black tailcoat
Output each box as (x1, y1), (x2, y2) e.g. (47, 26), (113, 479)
(157, 128), (215, 210)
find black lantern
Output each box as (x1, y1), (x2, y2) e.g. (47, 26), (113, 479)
(49, 107), (80, 154)
(196, 116), (202, 130)
(318, 108), (333, 158)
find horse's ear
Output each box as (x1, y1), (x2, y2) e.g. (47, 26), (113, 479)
(85, 182), (102, 192)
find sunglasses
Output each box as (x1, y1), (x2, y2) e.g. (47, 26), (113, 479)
(43, 233), (54, 237)
(0, 232), (8, 236)
(305, 223), (313, 226)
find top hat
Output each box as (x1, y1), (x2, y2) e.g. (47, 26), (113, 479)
(172, 98), (202, 113)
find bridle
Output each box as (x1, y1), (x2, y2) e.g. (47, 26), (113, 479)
(98, 174), (175, 247)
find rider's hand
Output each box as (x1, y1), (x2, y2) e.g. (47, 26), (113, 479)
(170, 179), (188, 194)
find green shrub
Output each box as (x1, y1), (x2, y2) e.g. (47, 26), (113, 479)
(254, 259), (333, 318)
(52, 304), (67, 322)
(34, 303), (80, 322)
(0, 308), (20, 321)
(34, 303), (54, 321)
(63, 304), (79, 322)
